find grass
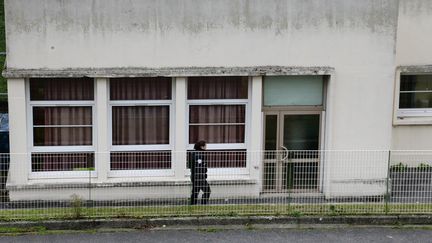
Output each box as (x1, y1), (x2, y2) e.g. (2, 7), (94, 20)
(0, 226), (47, 236)
(198, 227), (225, 233)
(0, 203), (431, 222)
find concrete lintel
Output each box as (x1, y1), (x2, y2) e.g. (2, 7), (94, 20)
(399, 65), (432, 74)
(7, 179), (257, 191)
(2, 66), (335, 78)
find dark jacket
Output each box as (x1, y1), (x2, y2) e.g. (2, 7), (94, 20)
(190, 152), (208, 182)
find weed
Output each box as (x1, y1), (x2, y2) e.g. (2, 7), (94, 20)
(290, 211), (303, 217)
(390, 163), (408, 172)
(198, 227), (223, 233)
(245, 223), (255, 231)
(70, 194), (83, 219)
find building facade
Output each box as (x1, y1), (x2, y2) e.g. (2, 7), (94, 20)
(3, 0), (432, 201)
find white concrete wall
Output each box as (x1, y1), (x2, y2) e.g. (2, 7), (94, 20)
(5, 0), (401, 198)
(392, 0), (432, 150)
(6, 0), (399, 150)
(396, 0), (432, 66)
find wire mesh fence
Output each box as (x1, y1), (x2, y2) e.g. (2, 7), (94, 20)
(0, 150), (431, 220)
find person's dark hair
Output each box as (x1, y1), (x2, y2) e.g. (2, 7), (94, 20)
(194, 140), (206, 151)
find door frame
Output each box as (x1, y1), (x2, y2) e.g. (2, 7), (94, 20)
(262, 108), (325, 193)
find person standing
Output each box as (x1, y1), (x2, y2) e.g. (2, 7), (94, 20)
(190, 140), (211, 205)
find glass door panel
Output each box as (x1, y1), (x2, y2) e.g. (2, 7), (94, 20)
(281, 114), (320, 191)
(282, 115), (320, 151)
(263, 114), (279, 190)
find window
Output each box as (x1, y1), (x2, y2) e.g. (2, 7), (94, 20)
(29, 78), (95, 172)
(187, 77), (249, 168)
(109, 77), (172, 171)
(397, 75), (432, 118)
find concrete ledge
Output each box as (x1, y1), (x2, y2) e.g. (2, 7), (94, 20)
(2, 66), (335, 78)
(399, 65), (432, 74)
(0, 215), (432, 230)
(7, 179), (257, 191)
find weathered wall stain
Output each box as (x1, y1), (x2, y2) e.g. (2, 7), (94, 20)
(6, 0), (399, 35)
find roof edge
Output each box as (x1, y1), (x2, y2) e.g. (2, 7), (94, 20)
(2, 66), (335, 78)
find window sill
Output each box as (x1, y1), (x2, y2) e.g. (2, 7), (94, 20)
(108, 169), (174, 178)
(393, 116), (432, 126)
(29, 171), (97, 179)
(7, 178), (257, 190)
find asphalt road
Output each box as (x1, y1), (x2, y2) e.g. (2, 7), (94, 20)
(0, 226), (431, 243)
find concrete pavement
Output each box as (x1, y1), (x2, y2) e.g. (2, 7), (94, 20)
(0, 225), (431, 243)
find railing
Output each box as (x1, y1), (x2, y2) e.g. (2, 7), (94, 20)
(0, 150), (431, 220)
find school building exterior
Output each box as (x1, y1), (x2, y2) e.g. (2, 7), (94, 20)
(2, 0), (432, 201)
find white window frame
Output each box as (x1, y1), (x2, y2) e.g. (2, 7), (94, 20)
(27, 79), (97, 179)
(108, 78), (175, 177)
(394, 71), (432, 125)
(186, 78), (251, 175)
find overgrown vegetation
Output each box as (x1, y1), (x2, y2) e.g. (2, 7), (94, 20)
(70, 194), (83, 219)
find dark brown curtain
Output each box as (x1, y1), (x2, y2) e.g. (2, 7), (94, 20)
(30, 78), (94, 100)
(33, 107), (92, 146)
(189, 105), (245, 123)
(188, 76), (248, 99)
(189, 105), (245, 144)
(110, 77), (172, 100)
(112, 106), (169, 145)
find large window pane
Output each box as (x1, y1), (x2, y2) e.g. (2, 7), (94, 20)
(30, 78), (94, 101)
(189, 105), (245, 144)
(33, 107), (92, 146)
(112, 106), (169, 145)
(110, 77), (172, 100)
(264, 76), (323, 106)
(188, 76), (248, 99)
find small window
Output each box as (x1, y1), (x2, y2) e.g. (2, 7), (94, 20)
(398, 75), (432, 118)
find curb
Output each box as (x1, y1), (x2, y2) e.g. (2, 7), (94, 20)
(0, 215), (432, 230)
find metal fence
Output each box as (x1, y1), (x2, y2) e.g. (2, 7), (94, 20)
(0, 150), (431, 220)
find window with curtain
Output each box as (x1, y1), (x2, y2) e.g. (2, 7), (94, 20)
(187, 76), (248, 168)
(110, 77), (172, 170)
(29, 78), (95, 172)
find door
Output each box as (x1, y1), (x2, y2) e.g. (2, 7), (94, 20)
(263, 111), (321, 193)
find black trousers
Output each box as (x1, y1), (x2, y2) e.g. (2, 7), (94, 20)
(190, 179), (211, 205)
